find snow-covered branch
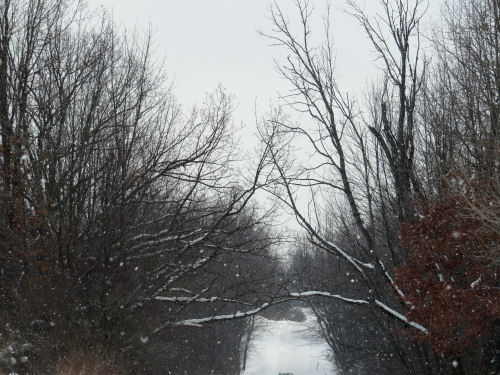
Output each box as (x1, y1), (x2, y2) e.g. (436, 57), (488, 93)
(289, 291), (369, 305)
(289, 291), (427, 333)
(153, 303), (272, 332)
(374, 300), (427, 333)
(155, 295), (253, 306)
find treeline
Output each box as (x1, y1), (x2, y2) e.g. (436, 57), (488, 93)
(0, 1), (282, 373)
(1, 0), (499, 374)
(263, 0), (499, 374)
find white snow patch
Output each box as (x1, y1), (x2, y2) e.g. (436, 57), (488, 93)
(243, 310), (338, 375)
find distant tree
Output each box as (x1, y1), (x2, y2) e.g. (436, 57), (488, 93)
(420, 0), (499, 187)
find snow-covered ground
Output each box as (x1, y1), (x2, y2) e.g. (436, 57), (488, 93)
(243, 309), (338, 375)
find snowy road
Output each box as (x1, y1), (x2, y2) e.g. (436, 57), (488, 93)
(242, 310), (338, 375)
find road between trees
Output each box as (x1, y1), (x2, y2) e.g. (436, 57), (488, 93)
(243, 309), (338, 375)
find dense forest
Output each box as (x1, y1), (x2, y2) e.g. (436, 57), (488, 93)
(0, 0), (498, 374)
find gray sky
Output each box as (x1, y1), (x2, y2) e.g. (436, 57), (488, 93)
(84, 0), (403, 125)
(85, 0), (442, 124)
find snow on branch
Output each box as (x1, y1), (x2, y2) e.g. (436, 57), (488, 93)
(155, 295), (253, 306)
(289, 290), (427, 333)
(374, 300), (427, 333)
(325, 241), (374, 270)
(153, 303), (271, 332)
(128, 232), (208, 254)
(153, 290), (427, 335)
(289, 291), (370, 305)
(150, 256), (212, 298)
(378, 259), (406, 300)
(307, 240), (368, 277)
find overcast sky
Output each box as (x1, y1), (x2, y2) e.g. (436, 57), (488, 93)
(85, 0), (442, 124)
(84, 0), (442, 125)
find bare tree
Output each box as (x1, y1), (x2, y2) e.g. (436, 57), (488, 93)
(0, 1), (282, 373)
(260, 0), (426, 327)
(259, 0), (438, 373)
(423, 0), (500, 180)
